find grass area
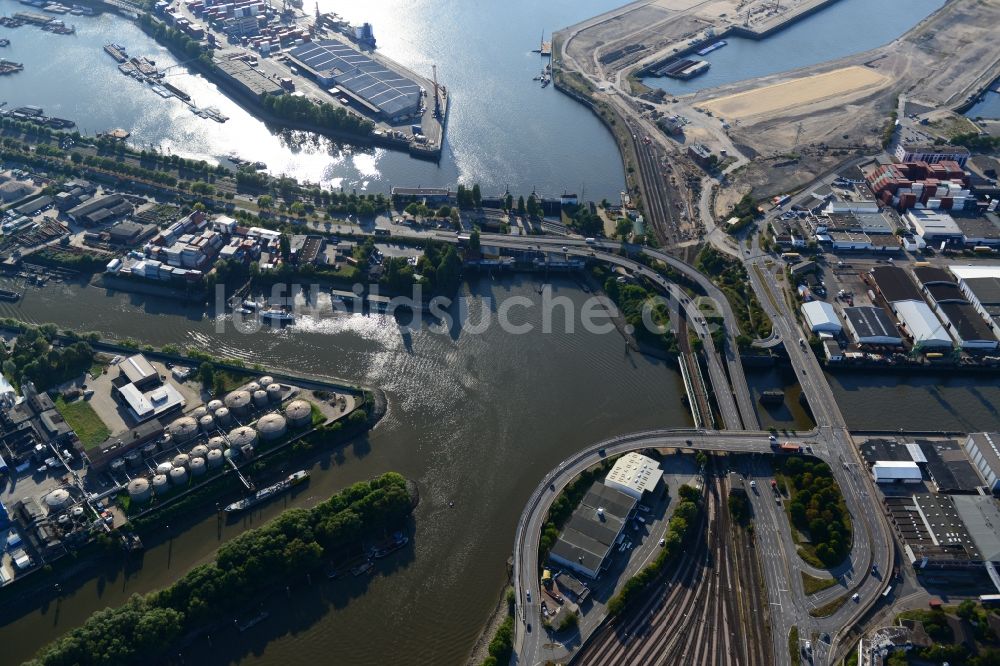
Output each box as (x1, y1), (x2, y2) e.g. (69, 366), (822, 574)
(310, 401), (326, 426)
(696, 246), (773, 348)
(55, 396), (110, 450)
(789, 626), (801, 666)
(928, 114), (981, 140)
(801, 571), (838, 595)
(809, 593), (849, 618)
(89, 359), (108, 379)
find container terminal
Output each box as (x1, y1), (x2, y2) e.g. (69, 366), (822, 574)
(151, 0), (448, 159)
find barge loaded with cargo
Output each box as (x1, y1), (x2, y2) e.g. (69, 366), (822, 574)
(224, 470), (309, 513)
(696, 39), (727, 56)
(656, 58), (711, 80)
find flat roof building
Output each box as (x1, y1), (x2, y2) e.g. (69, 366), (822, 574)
(955, 214), (1000, 247)
(894, 143), (970, 166)
(893, 300), (953, 348)
(843, 306), (902, 346)
(288, 40), (422, 120)
(938, 302), (998, 350)
(870, 266), (923, 304)
(801, 301), (843, 334)
(905, 209), (964, 245)
(604, 452), (662, 500)
(950, 265), (1000, 334)
(872, 461), (922, 483)
(214, 57), (283, 98)
(118, 354), (158, 388)
(118, 382), (185, 422)
(885, 494), (982, 568)
(963, 433), (1000, 493)
(548, 481), (637, 580)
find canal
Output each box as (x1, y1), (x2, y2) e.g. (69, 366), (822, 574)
(641, 0), (945, 95)
(0, 0), (626, 200)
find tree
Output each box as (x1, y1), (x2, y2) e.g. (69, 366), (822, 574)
(472, 183), (482, 209)
(957, 599), (978, 621)
(198, 362), (215, 388)
(257, 195), (273, 209)
(616, 217), (633, 239)
(516, 195), (526, 216)
(469, 229), (481, 254)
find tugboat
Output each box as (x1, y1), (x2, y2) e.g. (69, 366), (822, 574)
(224, 470), (309, 513)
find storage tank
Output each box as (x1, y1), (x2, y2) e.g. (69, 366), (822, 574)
(156, 461), (173, 475)
(71, 505), (85, 519)
(141, 443), (159, 458)
(228, 425), (257, 449)
(214, 406), (232, 426)
(190, 444), (209, 459)
(252, 389), (268, 408)
(258, 375), (274, 387)
(207, 436), (226, 451)
(44, 488), (71, 512)
(159, 433), (172, 451)
(225, 390), (252, 416)
(127, 477), (152, 503)
(167, 416), (199, 443)
(152, 474), (170, 494)
(125, 450), (142, 468)
(191, 406), (209, 420)
(189, 457), (207, 476)
(199, 414), (216, 432)
(285, 399), (312, 429)
(245, 381), (261, 394)
(266, 383), (282, 403)
(207, 399), (224, 412)
(110, 459), (125, 473)
(169, 466), (189, 485)
(206, 448), (224, 468)
(257, 413), (287, 440)
(172, 453), (190, 469)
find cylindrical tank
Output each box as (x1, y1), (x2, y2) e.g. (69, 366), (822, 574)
(214, 407), (232, 426)
(190, 444), (209, 459)
(110, 459), (125, 473)
(167, 416), (199, 443)
(191, 406), (208, 420)
(155, 462), (173, 475)
(159, 433), (173, 451)
(152, 474), (169, 494)
(127, 477), (152, 503)
(225, 390), (252, 417)
(207, 436), (226, 451)
(257, 413), (287, 440)
(125, 450), (142, 468)
(207, 399), (224, 412)
(172, 453), (190, 469)
(169, 466), (188, 485)
(266, 383), (282, 403)
(252, 390), (268, 408)
(141, 443), (158, 458)
(206, 448), (224, 468)
(258, 375), (274, 388)
(245, 381), (261, 394)
(44, 488), (71, 511)
(228, 425), (257, 449)
(285, 399), (312, 429)
(199, 414), (216, 432)
(58, 514), (70, 526)
(71, 505), (85, 519)
(189, 457), (207, 476)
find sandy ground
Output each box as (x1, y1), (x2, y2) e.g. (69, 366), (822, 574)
(701, 66), (890, 123)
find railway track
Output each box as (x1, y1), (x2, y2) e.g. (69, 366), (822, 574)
(573, 460), (770, 665)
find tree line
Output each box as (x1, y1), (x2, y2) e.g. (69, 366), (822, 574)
(261, 93), (374, 137)
(778, 457), (852, 567)
(26, 472), (414, 666)
(0, 324), (95, 392)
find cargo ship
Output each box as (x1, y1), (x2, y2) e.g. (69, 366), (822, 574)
(224, 470), (309, 513)
(161, 80), (190, 101)
(104, 43), (127, 63)
(371, 533), (409, 559)
(696, 40), (727, 56)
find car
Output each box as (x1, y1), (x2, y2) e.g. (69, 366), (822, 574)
(561, 246), (568, 252)
(659, 538), (666, 547)
(775, 497), (781, 505)
(852, 593), (860, 602)
(804, 641), (811, 654)
(526, 591), (531, 602)
(598, 448), (606, 457)
(549, 483), (555, 491)
(750, 480), (757, 489)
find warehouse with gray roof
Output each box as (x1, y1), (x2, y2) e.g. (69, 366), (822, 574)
(843, 306), (902, 346)
(548, 481), (637, 579)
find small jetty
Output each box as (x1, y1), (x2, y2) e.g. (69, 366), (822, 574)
(533, 30), (551, 57)
(0, 59), (23, 75)
(0, 38), (10, 47)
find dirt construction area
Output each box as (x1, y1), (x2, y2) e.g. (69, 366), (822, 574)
(702, 66), (891, 123)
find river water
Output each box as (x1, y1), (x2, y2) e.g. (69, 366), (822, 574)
(641, 0), (944, 95)
(0, 0), (626, 199)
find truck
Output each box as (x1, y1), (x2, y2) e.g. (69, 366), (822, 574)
(779, 442), (802, 453)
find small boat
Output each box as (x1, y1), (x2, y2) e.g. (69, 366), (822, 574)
(325, 565), (342, 580)
(372, 534), (409, 559)
(235, 611), (269, 632)
(237, 307), (253, 315)
(351, 559), (374, 576)
(260, 308), (295, 323)
(242, 299), (258, 310)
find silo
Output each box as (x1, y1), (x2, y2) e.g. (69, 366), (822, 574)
(258, 375), (274, 388)
(285, 400), (312, 429)
(245, 382), (261, 394)
(207, 436), (226, 451)
(152, 474), (170, 495)
(214, 407), (232, 426)
(156, 462), (173, 475)
(141, 443), (159, 459)
(192, 406), (209, 420)
(228, 426), (257, 450)
(125, 450), (142, 468)
(44, 488), (71, 512)
(158, 433), (172, 451)
(257, 413), (287, 441)
(110, 459), (126, 473)
(169, 466), (188, 485)
(128, 478), (152, 504)
(252, 390), (268, 408)
(207, 399), (224, 413)
(167, 416), (199, 444)
(172, 453), (190, 469)
(266, 383), (282, 403)
(224, 390), (252, 417)
(71, 505), (85, 519)
(189, 457), (207, 476)
(206, 448), (224, 468)
(190, 444), (209, 459)
(199, 414), (216, 432)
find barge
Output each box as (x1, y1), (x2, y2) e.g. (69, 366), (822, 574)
(696, 40), (727, 56)
(224, 470), (309, 513)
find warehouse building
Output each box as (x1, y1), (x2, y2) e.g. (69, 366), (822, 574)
(951, 266), (1000, 334)
(604, 452), (662, 501)
(937, 302), (998, 350)
(215, 57), (283, 97)
(905, 209), (965, 246)
(870, 266), (923, 304)
(548, 481), (637, 579)
(872, 461), (922, 484)
(288, 40), (422, 121)
(893, 299), (952, 348)
(843, 306), (902, 346)
(801, 301), (842, 334)
(884, 494), (982, 568)
(918, 438), (984, 493)
(955, 214), (1000, 247)
(963, 432), (1000, 493)
(951, 496), (1000, 565)
(110, 354), (186, 424)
